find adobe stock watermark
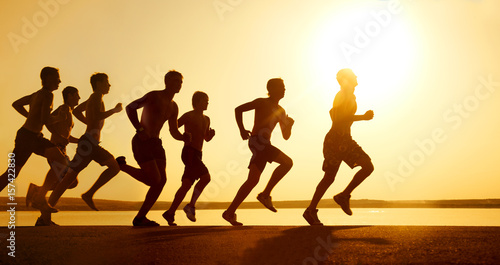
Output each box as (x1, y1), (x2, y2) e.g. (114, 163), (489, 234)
(196, 141), (251, 204)
(302, 234), (339, 265)
(385, 74), (499, 191)
(213, 0), (244, 21)
(7, 0), (72, 54)
(339, 0), (408, 63)
(102, 64), (166, 135)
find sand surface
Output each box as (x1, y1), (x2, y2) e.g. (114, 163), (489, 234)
(1, 226), (499, 264)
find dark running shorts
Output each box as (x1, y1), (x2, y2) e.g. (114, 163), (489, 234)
(181, 146), (209, 182)
(248, 135), (282, 172)
(12, 127), (55, 169)
(69, 133), (113, 173)
(132, 134), (166, 164)
(322, 130), (370, 173)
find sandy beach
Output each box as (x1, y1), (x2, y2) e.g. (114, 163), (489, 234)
(1, 225), (499, 264)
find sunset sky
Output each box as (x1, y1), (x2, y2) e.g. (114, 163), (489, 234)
(1, 0), (499, 204)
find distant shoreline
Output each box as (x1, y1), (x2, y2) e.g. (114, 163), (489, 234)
(2, 197), (500, 211)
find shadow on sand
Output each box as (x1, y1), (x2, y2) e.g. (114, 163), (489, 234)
(240, 226), (391, 265)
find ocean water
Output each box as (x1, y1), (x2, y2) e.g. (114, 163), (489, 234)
(3, 208), (500, 227)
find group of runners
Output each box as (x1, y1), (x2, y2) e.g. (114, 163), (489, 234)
(1, 67), (374, 227)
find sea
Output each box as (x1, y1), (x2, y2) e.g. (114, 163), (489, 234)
(2, 208), (500, 227)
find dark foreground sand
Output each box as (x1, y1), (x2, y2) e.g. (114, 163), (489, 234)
(1, 226), (499, 265)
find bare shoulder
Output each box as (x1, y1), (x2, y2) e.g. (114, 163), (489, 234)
(38, 89), (54, 101)
(55, 104), (70, 113)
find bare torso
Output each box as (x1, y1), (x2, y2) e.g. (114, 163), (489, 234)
(85, 93), (106, 141)
(49, 104), (74, 146)
(330, 90), (357, 136)
(179, 110), (209, 151)
(251, 98), (285, 140)
(140, 90), (177, 138)
(22, 89), (53, 133)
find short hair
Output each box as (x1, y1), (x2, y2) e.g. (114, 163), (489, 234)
(266, 78), (284, 96)
(62, 86), (78, 103)
(164, 70), (183, 83)
(192, 91), (208, 108)
(40, 67), (59, 84)
(336, 68), (355, 86)
(90, 73), (108, 91)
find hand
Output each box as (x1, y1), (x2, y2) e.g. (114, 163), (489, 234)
(114, 103), (123, 113)
(183, 132), (192, 143)
(208, 128), (216, 138)
(240, 129), (251, 140)
(285, 115), (294, 127)
(364, 110), (374, 120)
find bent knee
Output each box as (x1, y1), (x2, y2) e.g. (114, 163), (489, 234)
(200, 174), (211, 183)
(282, 157), (293, 170)
(106, 159), (121, 174)
(361, 161), (374, 174)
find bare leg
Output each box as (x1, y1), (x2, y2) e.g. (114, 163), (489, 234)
(0, 163), (24, 192)
(135, 159), (167, 219)
(48, 168), (79, 207)
(341, 159), (374, 195)
(119, 162), (154, 186)
(166, 178), (194, 215)
(226, 164), (262, 214)
(261, 153), (293, 197)
(189, 173), (211, 207)
(307, 169), (339, 210)
(81, 157), (120, 210)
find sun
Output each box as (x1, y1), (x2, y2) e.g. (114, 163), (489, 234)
(307, 7), (419, 111)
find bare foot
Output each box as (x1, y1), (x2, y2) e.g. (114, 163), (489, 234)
(81, 193), (99, 211)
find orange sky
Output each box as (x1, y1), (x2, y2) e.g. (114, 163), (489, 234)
(1, 0), (499, 203)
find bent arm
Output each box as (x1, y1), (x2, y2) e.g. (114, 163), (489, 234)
(168, 103), (184, 141)
(126, 95), (148, 131)
(73, 100), (88, 124)
(235, 100), (258, 132)
(87, 95), (121, 122)
(12, 94), (33, 118)
(205, 117), (215, 142)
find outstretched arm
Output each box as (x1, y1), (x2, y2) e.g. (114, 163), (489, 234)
(12, 94), (33, 118)
(235, 99), (258, 140)
(87, 94), (122, 122)
(353, 110), (374, 122)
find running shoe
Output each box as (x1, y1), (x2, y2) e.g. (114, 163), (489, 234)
(222, 211), (242, 226)
(257, 193), (277, 212)
(162, 211), (177, 226)
(303, 208), (323, 226)
(183, 204), (196, 222)
(133, 216), (160, 227)
(35, 217), (59, 226)
(334, 193), (352, 216)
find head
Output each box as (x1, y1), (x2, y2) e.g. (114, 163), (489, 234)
(40, 67), (61, 91)
(192, 91), (209, 111)
(336, 68), (358, 92)
(164, 70), (183, 93)
(267, 78), (285, 99)
(62, 86), (80, 108)
(90, 73), (110, 94)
